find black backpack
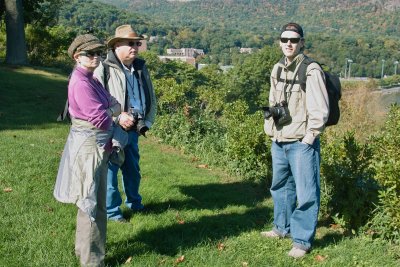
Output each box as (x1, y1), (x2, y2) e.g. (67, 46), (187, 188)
(276, 56), (342, 127)
(57, 63), (110, 122)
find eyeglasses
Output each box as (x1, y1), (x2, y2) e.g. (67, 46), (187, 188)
(79, 50), (103, 57)
(280, 37), (302, 44)
(128, 41), (142, 47)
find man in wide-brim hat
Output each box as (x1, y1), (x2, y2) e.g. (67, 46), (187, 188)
(94, 24), (157, 223)
(107, 24), (145, 48)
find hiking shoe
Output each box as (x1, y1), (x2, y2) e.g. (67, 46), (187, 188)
(131, 204), (146, 213)
(288, 247), (307, 258)
(260, 230), (281, 238)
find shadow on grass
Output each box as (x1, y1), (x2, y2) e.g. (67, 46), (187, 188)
(107, 181), (272, 265)
(107, 207), (271, 265)
(0, 66), (67, 131)
(123, 180), (269, 218)
(313, 231), (344, 249)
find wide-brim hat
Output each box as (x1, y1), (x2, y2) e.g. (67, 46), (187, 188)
(107, 24), (145, 48)
(67, 34), (105, 59)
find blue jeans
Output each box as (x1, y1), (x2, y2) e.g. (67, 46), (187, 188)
(270, 140), (321, 251)
(106, 131), (143, 220)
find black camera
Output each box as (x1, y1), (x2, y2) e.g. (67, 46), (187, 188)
(129, 109), (149, 136)
(262, 100), (292, 127)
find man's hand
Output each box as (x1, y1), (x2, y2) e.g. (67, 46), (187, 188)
(119, 112), (135, 130)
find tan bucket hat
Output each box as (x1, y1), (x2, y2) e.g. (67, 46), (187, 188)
(107, 25), (144, 48)
(67, 34), (104, 59)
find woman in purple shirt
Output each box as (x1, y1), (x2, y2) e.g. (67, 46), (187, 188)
(54, 34), (121, 267)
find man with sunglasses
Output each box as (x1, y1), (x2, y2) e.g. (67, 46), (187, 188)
(94, 24), (157, 223)
(262, 22), (329, 258)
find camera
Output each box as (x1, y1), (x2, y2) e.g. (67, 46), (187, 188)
(262, 100), (292, 127)
(129, 108), (149, 136)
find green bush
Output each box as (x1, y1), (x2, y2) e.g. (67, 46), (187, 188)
(25, 25), (75, 71)
(222, 100), (271, 181)
(320, 132), (378, 231)
(369, 104), (400, 242)
(0, 23), (5, 60)
(152, 110), (227, 166)
(379, 74), (400, 87)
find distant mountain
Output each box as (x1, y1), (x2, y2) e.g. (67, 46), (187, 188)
(67, 0), (400, 77)
(95, 0), (400, 37)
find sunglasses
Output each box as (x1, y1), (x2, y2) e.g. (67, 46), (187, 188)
(79, 50), (103, 57)
(128, 41), (142, 47)
(280, 37), (302, 44)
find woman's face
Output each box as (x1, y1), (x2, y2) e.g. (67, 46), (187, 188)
(74, 50), (102, 71)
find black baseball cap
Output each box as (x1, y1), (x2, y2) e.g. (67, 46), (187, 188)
(281, 22), (304, 37)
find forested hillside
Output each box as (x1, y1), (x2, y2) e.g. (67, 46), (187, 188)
(3, 0), (399, 76)
(96, 0), (400, 36)
(88, 0), (400, 77)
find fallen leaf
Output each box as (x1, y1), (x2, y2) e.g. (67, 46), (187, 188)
(242, 262), (249, 267)
(315, 255), (327, 262)
(329, 223), (341, 229)
(45, 205), (54, 212)
(49, 139), (55, 144)
(217, 242), (225, 251)
(175, 255), (185, 263)
(365, 229), (376, 236)
(197, 164), (208, 169)
(3, 187), (12, 193)
(175, 212), (185, 224)
(125, 256), (132, 263)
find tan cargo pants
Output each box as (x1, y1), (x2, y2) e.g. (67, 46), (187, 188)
(74, 164), (107, 267)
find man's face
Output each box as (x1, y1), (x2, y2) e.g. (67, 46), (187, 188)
(279, 31), (304, 61)
(114, 40), (142, 64)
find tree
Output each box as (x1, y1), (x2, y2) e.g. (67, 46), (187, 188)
(4, 0), (27, 64)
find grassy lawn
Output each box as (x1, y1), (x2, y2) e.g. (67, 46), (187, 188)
(0, 65), (399, 266)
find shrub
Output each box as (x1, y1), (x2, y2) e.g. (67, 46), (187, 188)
(222, 100), (272, 181)
(369, 104), (400, 242)
(328, 80), (386, 142)
(379, 74), (400, 87)
(152, 110), (227, 166)
(320, 132), (378, 231)
(25, 25), (75, 71)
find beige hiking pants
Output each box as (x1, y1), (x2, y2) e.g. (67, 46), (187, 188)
(74, 163), (107, 267)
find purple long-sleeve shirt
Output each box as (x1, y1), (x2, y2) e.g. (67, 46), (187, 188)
(68, 66), (113, 131)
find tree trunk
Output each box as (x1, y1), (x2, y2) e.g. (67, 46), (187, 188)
(5, 0), (28, 65)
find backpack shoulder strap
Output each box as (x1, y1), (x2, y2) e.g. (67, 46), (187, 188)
(57, 99), (70, 122)
(103, 63), (110, 91)
(276, 57), (286, 83)
(57, 72), (73, 122)
(298, 56), (317, 91)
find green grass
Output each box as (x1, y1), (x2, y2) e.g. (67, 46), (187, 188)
(0, 65), (399, 266)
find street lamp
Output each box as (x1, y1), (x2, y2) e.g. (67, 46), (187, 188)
(347, 59), (353, 79)
(381, 59), (385, 79)
(344, 58), (349, 79)
(394, 61), (399, 75)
